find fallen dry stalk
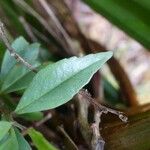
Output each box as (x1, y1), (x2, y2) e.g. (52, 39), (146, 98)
(78, 89), (128, 150)
(79, 89), (128, 123)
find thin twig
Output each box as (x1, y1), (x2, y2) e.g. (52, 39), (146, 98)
(0, 21), (37, 73)
(79, 89), (128, 123)
(35, 112), (52, 127)
(58, 126), (78, 150)
(13, 0), (57, 39)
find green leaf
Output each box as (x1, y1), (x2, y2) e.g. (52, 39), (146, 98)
(0, 128), (18, 150)
(1, 63), (49, 93)
(0, 121), (12, 141)
(0, 127), (31, 150)
(14, 128), (31, 150)
(28, 128), (58, 150)
(0, 36), (29, 79)
(21, 43), (40, 63)
(15, 52), (112, 114)
(84, 0), (150, 49)
(1, 37), (40, 93)
(1, 63), (39, 93)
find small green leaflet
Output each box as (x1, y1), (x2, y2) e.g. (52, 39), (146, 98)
(0, 128), (18, 150)
(15, 52), (112, 114)
(0, 36), (29, 79)
(28, 128), (58, 150)
(0, 127), (31, 150)
(0, 36), (40, 93)
(1, 63), (39, 93)
(0, 121), (12, 141)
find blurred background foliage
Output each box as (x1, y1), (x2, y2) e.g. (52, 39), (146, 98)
(0, 0), (150, 149)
